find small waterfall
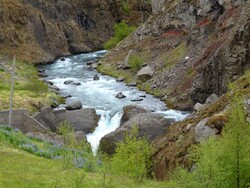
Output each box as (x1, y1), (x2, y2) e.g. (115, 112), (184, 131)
(40, 50), (189, 154)
(86, 110), (123, 154)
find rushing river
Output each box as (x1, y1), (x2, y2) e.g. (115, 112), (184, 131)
(40, 50), (188, 153)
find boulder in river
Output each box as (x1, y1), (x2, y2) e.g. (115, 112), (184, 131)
(65, 101), (82, 110)
(115, 92), (126, 99)
(93, 74), (100, 81)
(60, 57), (66, 61)
(99, 113), (175, 155)
(64, 80), (74, 85)
(120, 105), (150, 125)
(72, 82), (81, 86)
(131, 98), (143, 102)
(116, 77), (125, 82)
(66, 108), (100, 134)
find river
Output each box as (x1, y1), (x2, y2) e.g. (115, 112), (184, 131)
(40, 50), (188, 153)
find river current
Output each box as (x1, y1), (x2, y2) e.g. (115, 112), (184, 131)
(40, 50), (188, 153)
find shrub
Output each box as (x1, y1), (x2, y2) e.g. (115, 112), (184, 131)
(128, 54), (144, 70)
(170, 92), (250, 188)
(104, 21), (136, 50)
(110, 126), (153, 182)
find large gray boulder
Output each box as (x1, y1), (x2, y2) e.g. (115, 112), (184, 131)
(99, 113), (174, 155)
(195, 118), (218, 143)
(32, 106), (59, 132)
(205, 94), (219, 104)
(120, 105), (150, 125)
(137, 66), (154, 81)
(66, 101), (82, 110)
(66, 108), (100, 134)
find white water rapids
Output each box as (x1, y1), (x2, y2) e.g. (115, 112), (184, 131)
(40, 51), (188, 153)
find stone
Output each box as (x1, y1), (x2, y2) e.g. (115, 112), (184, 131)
(195, 118), (218, 143)
(63, 95), (72, 99)
(32, 106), (59, 132)
(66, 108), (99, 134)
(93, 74), (100, 81)
(131, 98), (143, 102)
(115, 92), (126, 99)
(0, 110), (48, 134)
(100, 113), (174, 155)
(64, 80), (74, 85)
(46, 81), (54, 85)
(53, 108), (67, 122)
(205, 94), (219, 104)
(65, 101), (82, 110)
(139, 95), (146, 98)
(60, 57), (66, 61)
(186, 124), (193, 131)
(72, 82), (81, 86)
(91, 63), (98, 69)
(137, 66), (154, 81)
(38, 72), (49, 77)
(116, 77), (125, 82)
(49, 85), (60, 91)
(127, 82), (137, 87)
(120, 105), (150, 125)
(193, 103), (204, 111)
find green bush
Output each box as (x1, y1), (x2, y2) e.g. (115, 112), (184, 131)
(109, 126), (153, 182)
(128, 54), (144, 70)
(104, 20), (136, 50)
(170, 93), (250, 188)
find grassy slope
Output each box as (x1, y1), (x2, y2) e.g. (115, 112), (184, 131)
(0, 58), (62, 112)
(0, 144), (171, 188)
(0, 126), (169, 188)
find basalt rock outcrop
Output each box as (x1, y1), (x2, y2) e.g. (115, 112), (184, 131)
(0, 0), (151, 63)
(100, 0), (250, 111)
(98, 0), (250, 180)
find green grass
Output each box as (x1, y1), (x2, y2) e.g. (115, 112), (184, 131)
(0, 126), (171, 188)
(163, 42), (187, 70)
(0, 58), (63, 111)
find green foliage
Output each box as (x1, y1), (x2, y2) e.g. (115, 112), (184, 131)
(128, 54), (144, 70)
(163, 42), (187, 70)
(109, 126), (153, 182)
(121, 0), (131, 14)
(104, 21), (136, 50)
(22, 78), (48, 96)
(170, 93), (250, 188)
(0, 126), (65, 159)
(58, 121), (98, 172)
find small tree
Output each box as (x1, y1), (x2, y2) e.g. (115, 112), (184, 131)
(110, 125), (153, 183)
(170, 93), (250, 188)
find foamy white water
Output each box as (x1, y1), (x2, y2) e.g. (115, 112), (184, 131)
(40, 50), (189, 153)
(86, 110), (123, 154)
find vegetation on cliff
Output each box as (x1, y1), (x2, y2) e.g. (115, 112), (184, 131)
(169, 94), (250, 187)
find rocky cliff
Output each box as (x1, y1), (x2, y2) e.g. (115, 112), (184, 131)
(98, 0), (250, 180)
(100, 0), (250, 110)
(0, 0), (151, 63)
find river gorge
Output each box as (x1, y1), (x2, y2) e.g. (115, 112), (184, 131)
(40, 50), (188, 153)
